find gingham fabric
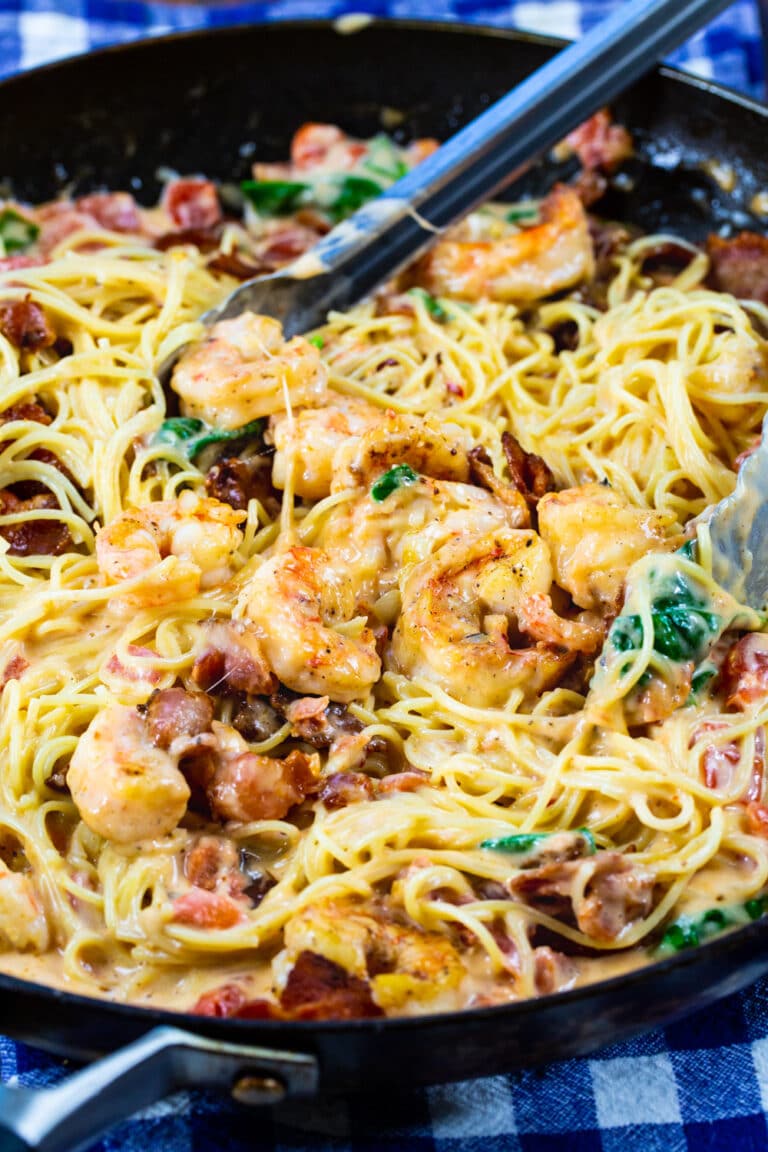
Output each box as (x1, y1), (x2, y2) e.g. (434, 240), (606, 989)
(0, 2), (767, 1150)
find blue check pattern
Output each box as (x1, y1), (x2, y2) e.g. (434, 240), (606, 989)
(0, 2), (767, 1149)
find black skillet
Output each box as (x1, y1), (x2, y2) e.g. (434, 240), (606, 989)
(1, 20), (768, 1152)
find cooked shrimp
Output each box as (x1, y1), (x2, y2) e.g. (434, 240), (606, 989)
(320, 476), (528, 606)
(416, 185), (595, 303)
(332, 411), (472, 492)
(280, 898), (464, 1010)
(170, 312), (327, 430)
(240, 545), (381, 703)
(0, 864), (49, 951)
(270, 393), (381, 500)
(96, 491), (244, 607)
(68, 704), (190, 843)
(537, 483), (675, 611)
(391, 528), (576, 706)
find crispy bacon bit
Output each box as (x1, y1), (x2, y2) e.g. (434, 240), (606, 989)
(707, 233), (768, 304)
(207, 748), (319, 823)
(192, 982), (280, 1018)
(501, 431), (555, 506)
(162, 179), (222, 231)
(76, 192), (141, 234)
(261, 224), (325, 266)
(206, 250), (266, 280)
(280, 950), (384, 1020)
(155, 225), (223, 254)
(270, 691), (364, 749)
(192, 620), (277, 697)
(192, 982), (247, 1017)
(320, 771), (375, 809)
(468, 445), (531, 523)
(564, 110), (633, 173)
(171, 887), (245, 929)
(377, 769), (430, 795)
(0, 652), (28, 689)
(511, 853), (654, 942)
(0, 400), (51, 432)
(533, 946), (576, 995)
(184, 834), (240, 891)
(205, 455), (280, 517)
(145, 687), (214, 750)
(721, 633), (768, 709)
(0, 298), (55, 351)
(0, 490), (71, 556)
(103, 645), (161, 687)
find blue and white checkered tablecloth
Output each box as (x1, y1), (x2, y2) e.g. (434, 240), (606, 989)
(1, 2), (768, 1150)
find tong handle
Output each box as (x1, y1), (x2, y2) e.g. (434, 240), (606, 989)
(0, 1026), (318, 1152)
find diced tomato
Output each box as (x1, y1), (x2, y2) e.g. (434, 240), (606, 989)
(721, 633), (768, 710)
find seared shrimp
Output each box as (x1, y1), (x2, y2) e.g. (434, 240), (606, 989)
(391, 528), (576, 706)
(537, 483), (675, 611)
(332, 411), (471, 493)
(280, 898), (464, 1011)
(270, 393), (381, 500)
(240, 546), (381, 703)
(68, 704), (190, 843)
(320, 476), (528, 606)
(416, 185), (594, 303)
(0, 864), (49, 951)
(170, 312), (327, 430)
(96, 491), (244, 607)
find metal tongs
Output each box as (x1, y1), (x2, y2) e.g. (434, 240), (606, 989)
(158, 0), (736, 384)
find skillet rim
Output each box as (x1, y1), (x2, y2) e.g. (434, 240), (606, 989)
(0, 15), (767, 1044)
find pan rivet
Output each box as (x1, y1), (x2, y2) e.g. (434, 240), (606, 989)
(232, 1073), (286, 1106)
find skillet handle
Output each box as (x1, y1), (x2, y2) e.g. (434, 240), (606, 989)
(0, 1025), (318, 1152)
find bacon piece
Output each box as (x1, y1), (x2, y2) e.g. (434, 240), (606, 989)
(192, 620), (277, 697)
(564, 110), (633, 173)
(206, 250), (267, 279)
(746, 801), (768, 836)
(377, 769), (430, 795)
(0, 255), (41, 273)
(35, 202), (103, 255)
(184, 834), (240, 891)
(207, 748), (318, 823)
(533, 945), (576, 995)
(0, 652), (28, 689)
(511, 853), (654, 942)
(205, 455), (280, 516)
(721, 633), (768, 710)
(76, 192), (141, 233)
(707, 233), (768, 304)
(272, 693), (364, 749)
(171, 887), (245, 929)
(280, 950), (384, 1020)
(694, 719), (765, 799)
(320, 771), (375, 809)
(192, 982), (247, 1017)
(0, 490), (71, 556)
(162, 179), (221, 231)
(192, 982), (281, 1018)
(0, 299), (55, 351)
(145, 687), (214, 750)
(155, 225), (224, 254)
(468, 446), (531, 523)
(501, 431), (555, 506)
(103, 645), (162, 688)
(0, 399), (51, 430)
